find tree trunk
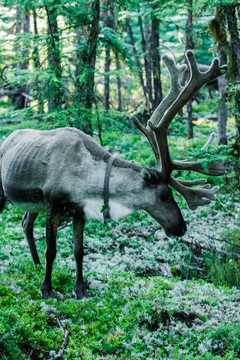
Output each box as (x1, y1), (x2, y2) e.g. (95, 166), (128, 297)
(187, 100), (193, 139)
(109, 2), (121, 112)
(33, 10), (40, 68)
(225, 5), (240, 158)
(33, 9), (44, 114)
(144, 18), (153, 109)
(216, 13), (228, 146)
(12, 5), (25, 110)
(75, 0), (100, 134)
(218, 74), (228, 145)
(115, 52), (122, 112)
(46, 6), (63, 110)
(22, 9), (30, 108)
(21, 9), (30, 71)
(151, 10), (162, 110)
(15, 5), (21, 69)
(85, 0), (99, 111)
(139, 16), (152, 112)
(103, 46), (111, 111)
(185, 0), (194, 139)
(103, 0), (111, 112)
(126, 18), (148, 107)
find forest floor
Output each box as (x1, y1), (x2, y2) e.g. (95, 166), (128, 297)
(0, 110), (240, 359)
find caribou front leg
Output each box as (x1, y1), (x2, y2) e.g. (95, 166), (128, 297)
(22, 212), (40, 266)
(73, 216), (89, 300)
(40, 206), (58, 299)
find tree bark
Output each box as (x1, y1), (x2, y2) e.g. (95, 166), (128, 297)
(139, 16), (152, 112)
(15, 5), (21, 69)
(103, 0), (111, 111)
(126, 18), (148, 107)
(151, 10), (162, 110)
(22, 9), (30, 71)
(115, 52), (122, 111)
(218, 73), (228, 145)
(22, 9), (30, 108)
(85, 0), (99, 111)
(33, 9), (44, 114)
(225, 5), (240, 158)
(109, 2), (121, 112)
(12, 5), (26, 109)
(185, 0), (194, 139)
(33, 10), (40, 68)
(75, 0), (100, 134)
(144, 18), (153, 109)
(216, 14), (228, 146)
(46, 6), (63, 110)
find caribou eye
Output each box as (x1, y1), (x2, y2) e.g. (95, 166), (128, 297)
(160, 190), (172, 202)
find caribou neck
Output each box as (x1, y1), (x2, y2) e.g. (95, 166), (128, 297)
(83, 157), (143, 222)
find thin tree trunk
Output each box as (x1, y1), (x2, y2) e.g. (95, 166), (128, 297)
(75, 28), (81, 99)
(103, 46), (111, 111)
(115, 52), (122, 111)
(225, 5), (240, 159)
(15, 5), (21, 69)
(22, 9), (30, 108)
(75, 0), (100, 134)
(185, 0), (194, 139)
(22, 9), (30, 71)
(187, 100), (193, 139)
(151, 10), (162, 110)
(109, 2), (121, 112)
(85, 0), (99, 111)
(144, 18), (152, 109)
(13, 5), (25, 109)
(218, 73), (228, 145)
(216, 11), (228, 146)
(139, 16), (152, 112)
(33, 9), (44, 114)
(103, 0), (111, 111)
(126, 18), (148, 107)
(46, 6), (63, 110)
(33, 10), (40, 68)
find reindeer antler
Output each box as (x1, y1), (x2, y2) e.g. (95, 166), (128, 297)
(133, 50), (228, 210)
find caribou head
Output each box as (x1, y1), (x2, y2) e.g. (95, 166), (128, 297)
(0, 50), (227, 300)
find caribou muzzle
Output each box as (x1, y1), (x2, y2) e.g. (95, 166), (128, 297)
(164, 219), (187, 238)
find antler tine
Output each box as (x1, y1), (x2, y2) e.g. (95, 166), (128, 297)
(187, 50), (227, 84)
(169, 176), (220, 210)
(132, 49), (228, 210)
(132, 53), (189, 174)
(172, 132), (229, 176)
(148, 56), (187, 128)
(171, 159), (228, 176)
(149, 50), (227, 132)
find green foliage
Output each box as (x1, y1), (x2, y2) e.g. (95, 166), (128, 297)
(99, 27), (135, 70)
(204, 215), (240, 288)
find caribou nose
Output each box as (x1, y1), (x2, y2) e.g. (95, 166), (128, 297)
(166, 222), (187, 238)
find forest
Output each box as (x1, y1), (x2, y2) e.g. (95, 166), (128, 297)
(0, 0), (240, 359)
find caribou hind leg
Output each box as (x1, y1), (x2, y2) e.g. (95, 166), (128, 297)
(0, 179), (7, 212)
(73, 215), (89, 300)
(40, 206), (58, 299)
(22, 212), (41, 265)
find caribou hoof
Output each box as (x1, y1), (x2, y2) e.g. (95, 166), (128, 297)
(74, 287), (89, 301)
(41, 289), (57, 300)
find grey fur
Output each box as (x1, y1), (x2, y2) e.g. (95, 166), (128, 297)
(0, 127), (186, 299)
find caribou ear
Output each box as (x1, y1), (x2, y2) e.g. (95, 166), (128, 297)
(141, 168), (160, 185)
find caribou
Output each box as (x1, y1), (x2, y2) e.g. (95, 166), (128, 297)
(0, 50), (227, 299)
